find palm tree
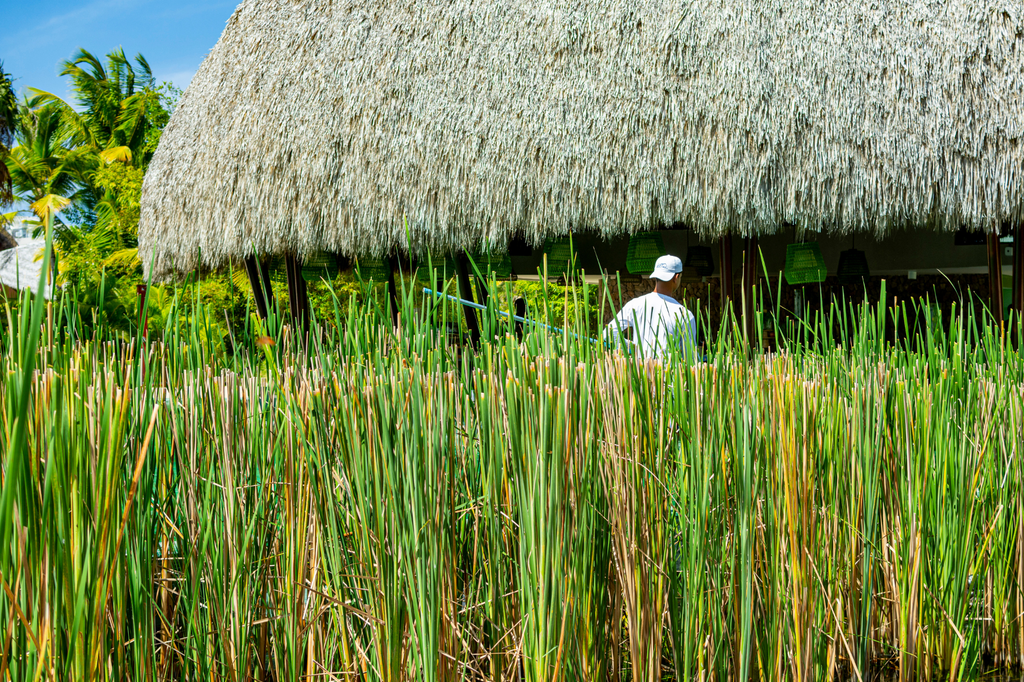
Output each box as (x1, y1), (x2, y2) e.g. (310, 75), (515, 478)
(0, 62), (18, 205)
(30, 48), (168, 168)
(5, 101), (96, 228)
(5, 49), (176, 283)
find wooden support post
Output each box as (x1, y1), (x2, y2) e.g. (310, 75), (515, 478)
(987, 232), (1004, 325)
(719, 235), (734, 318)
(464, 253), (491, 309)
(455, 251), (481, 347)
(136, 283), (149, 337)
(244, 255), (275, 320)
(1013, 226), (1024, 316)
(258, 258), (275, 316)
(386, 254), (401, 326)
(285, 256), (298, 316)
(742, 235), (758, 343)
(475, 273), (490, 309)
(514, 297), (527, 340)
(285, 255), (310, 330)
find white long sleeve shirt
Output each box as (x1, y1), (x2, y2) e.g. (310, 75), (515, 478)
(604, 292), (697, 359)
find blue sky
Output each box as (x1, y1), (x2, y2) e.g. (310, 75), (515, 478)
(1, 0), (239, 101)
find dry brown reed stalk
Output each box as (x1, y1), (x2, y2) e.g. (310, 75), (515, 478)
(598, 355), (673, 682)
(764, 356), (820, 682)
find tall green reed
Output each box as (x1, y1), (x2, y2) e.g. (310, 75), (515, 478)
(1, 267), (1022, 682)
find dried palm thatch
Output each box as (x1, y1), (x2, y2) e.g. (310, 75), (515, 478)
(0, 239), (53, 299)
(139, 0), (1024, 277)
(0, 228), (18, 252)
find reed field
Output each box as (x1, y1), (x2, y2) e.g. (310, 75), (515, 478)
(1, 240), (1023, 681)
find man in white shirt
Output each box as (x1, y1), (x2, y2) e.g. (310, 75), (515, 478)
(605, 255), (697, 360)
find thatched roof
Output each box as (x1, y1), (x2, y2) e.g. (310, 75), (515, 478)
(0, 239), (53, 299)
(139, 0), (1024, 277)
(0, 227), (18, 252)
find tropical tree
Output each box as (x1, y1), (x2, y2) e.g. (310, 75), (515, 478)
(30, 48), (171, 168)
(1, 48), (203, 325)
(0, 62), (17, 205)
(11, 49), (178, 283)
(1, 101), (89, 285)
(5, 101), (96, 226)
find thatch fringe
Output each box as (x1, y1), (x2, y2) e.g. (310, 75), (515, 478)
(139, 0), (1024, 277)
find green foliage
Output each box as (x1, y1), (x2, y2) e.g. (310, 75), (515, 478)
(505, 279), (603, 328)
(6, 102), (95, 221)
(93, 161), (143, 239)
(4, 49), (176, 272)
(0, 61), (16, 205)
(306, 269), (377, 320)
(53, 162), (143, 288)
(0, 49), (194, 336)
(142, 82), (181, 155)
(31, 48), (167, 167)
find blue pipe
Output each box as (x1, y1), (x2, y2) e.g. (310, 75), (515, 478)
(421, 287), (599, 342)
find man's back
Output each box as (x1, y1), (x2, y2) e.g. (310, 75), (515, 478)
(610, 291), (696, 359)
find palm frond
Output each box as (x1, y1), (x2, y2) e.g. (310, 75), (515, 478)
(102, 247), (140, 270)
(0, 61), (17, 148)
(230, 267), (252, 292)
(99, 146), (132, 165)
(30, 193), (70, 222)
(107, 48), (132, 97)
(0, 158), (12, 206)
(53, 222), (84, 251)
(25, 89), (72, 111)
(134, 54), (154, 85)
(114, 94), (148, 151)
(61, 49), (107, 83)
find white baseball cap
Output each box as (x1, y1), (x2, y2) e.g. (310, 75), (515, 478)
(649, 255), (683, 281)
